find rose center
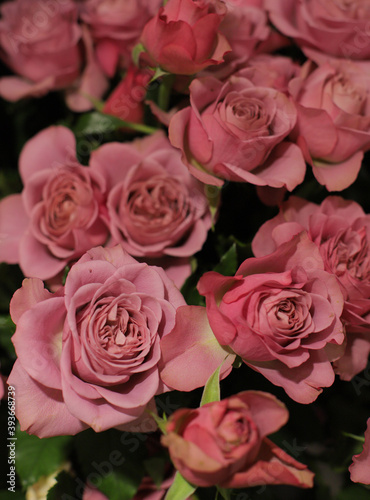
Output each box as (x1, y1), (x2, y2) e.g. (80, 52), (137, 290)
(98, 303), (145, 357)
(43, 169), (95, 236)
(125, 176), (189, 233)
(329, 74), (366, 115)
(218, 411), (251, 452)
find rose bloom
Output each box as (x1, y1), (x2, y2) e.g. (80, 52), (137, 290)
(252, 195), (370, 380)
(78, 0), (162, 76)
(349, 418), (370, 485)
(7, 245), (186, 437)
(0, 0), (107, 109)
(197, 233), (345, 403)
(237, 54), (301, 94)
(90, 132), (212, 287)
(162, 391), (314, 488)
(265, 0), (370, 60)
(207, 0), (269, 78)
(0, 126), (109, 281)
(289, 59), (370, 191)
(102, 65), (152, 127)
(139, 0), (231, 75)
(169, 74), (306, 188)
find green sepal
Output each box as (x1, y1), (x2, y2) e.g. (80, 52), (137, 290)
(164, 472), (196, 500)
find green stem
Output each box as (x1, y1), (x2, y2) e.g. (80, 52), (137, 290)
(342, 432), (366, 443)
(118, 120), (158, 135)
(158, 74), (175, 111)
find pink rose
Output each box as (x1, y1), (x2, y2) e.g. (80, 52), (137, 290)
(205, 0), (269, 78)
(102, 65), (152, 130)
(79, 0), (162, 76)
(265, 0), (370, 60)
(197, 233), (345, 403)
(237, 54), (301, 94)
(139, 0), (231, 75)
(0, 0), (107, 108)
(0, 126), (109, 281)
(252, 195), (370, 380)
(289, 60), (370, 190)
(89, 132), (212, 287)
(7, 245), (186, 437)
(349, 418), (370, 485)
(169, 74), (306, 188)
(162, 391), (314, 488)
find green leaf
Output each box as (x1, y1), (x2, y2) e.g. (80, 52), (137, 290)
(0, 315), (16, 358)
(15, 429), (72, 488)
(150, 67), (170, 84)
(73, 429), (144, 500)
(143, 457), (167, 488)
(213, 244), (238, 277)
(73, 111), (158, 137)
(232, 355), (243, 369)
(180, 271), (205, 307)
(98, 470), (140, 500)
(148, 410), (167, 434)
(200, 364), (221, 407)
(47, 471), (78, 500)
(0, 491), (25, 500)
(132, 42), (145, 66)
(217, 487), (232, 500)
(164, 472), (196, 500)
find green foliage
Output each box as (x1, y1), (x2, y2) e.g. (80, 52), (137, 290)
(164, 472), (196, 500)
(73, 429), (145, 500)
(200, 364), (222, 407)
(15, 429), (72, 489)
(212, 244), (238, 276)
(73, 111), (157, 138)
(47, 471), (78, 500)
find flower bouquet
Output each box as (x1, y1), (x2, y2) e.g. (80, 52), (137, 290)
(0, 0), (369, 499)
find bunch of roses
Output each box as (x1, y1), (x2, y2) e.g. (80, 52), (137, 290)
(0, 125), (212, 288)
(1, 0), (370, 497)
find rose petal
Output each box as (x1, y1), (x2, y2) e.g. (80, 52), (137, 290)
(160, 305), (235, 391)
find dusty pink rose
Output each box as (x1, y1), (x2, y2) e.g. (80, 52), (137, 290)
(102, 65), (152, 130)
(203, 0), (269, 78)
(139, 0), (231, 75)
(197, 233), (345, 403)
(7, 245), (186, 437)
(289, 60), (370, 191)
(0, 0), (107, 108)
(169, 74), (306, 188)
(78, 0), (162, 76)
(265, 0), (370, 60)
(237, 54), (301, 94)
(349, 418), (370, 485)
(90, 132), (212, 287)
(252, 195), (370, 381)
(0, 126), (109, 281)
(162, 391), (314, 488)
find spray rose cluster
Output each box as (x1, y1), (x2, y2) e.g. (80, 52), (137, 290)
(0, 0), (369, 498)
